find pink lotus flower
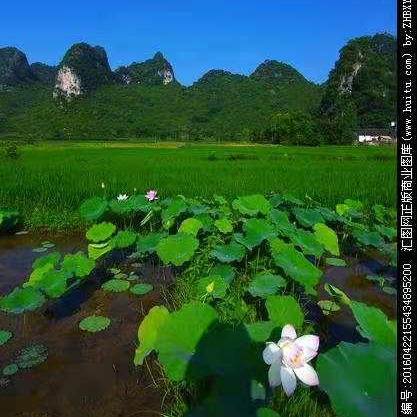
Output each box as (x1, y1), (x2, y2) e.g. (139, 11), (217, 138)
(146, 190), (158, 201)
(263, 324), (319, 396)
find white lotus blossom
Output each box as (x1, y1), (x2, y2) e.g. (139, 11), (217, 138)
(117, 194), (129, 202)
(263, 324), (319, 396)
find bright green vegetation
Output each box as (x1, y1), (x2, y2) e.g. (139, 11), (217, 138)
(0, 142), (395, 230)
(0, 191), (396, 416)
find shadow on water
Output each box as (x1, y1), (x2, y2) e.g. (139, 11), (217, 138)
(0, 233), (173, 417)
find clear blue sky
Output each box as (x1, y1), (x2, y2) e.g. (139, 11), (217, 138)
(1, 0), (396, 85)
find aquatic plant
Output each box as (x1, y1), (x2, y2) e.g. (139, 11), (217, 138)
(0, 330), (13, 346)
(79, 315), (111, 332)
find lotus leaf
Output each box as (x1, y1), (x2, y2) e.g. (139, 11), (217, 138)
(61, 252), (95, 278)
(318, 300), (340, 315)
(244, 321), (275, 342)
(232, 195), (270, 216)
(80, 197), (108, 221)
(269, 238), (322, 293)
(293, 207), (324, 228)
(324, 284), (351, 305)
(32, 252), (61, 270)
(79, 315), (111, 332)
(88, 240), (114, 260)
(137, 232), (167, 255)
(266, 295), (304, 329)
(0, 287), (45, 314)
(317, 342), (395, 417)
(2, 364), (18, 376)
(111, 230), (137, 248)
(134, 305), (170, 365)
(268, 209), (295, 236)
(209, 264), (236, 284)
(214, 218), (233, 234)
(313, 223), (340, 256)
(248, 273), (286, 298)
(130, 283), (153, 295)
(155, 302), (218, 381)
(289, 229), (324, 257)
(128, 195), (152, 212)
(198, 276), (229, 299)
(102, 279), (130, 292)
(211, 242), (246, 263)
(156, 233), (199, 266)
(242, 218), (276, 248)
(325, 257), (347, 266)
(0, 330), (12, 346)
(374, 224), (396, 240)
(86, 222), (116, 243)
(353, 229), (385, 248)
(161, 198), (187, 227)
(15, 344), (48, 369)
(350, 301), (396, 348)
(178, 218), (203, 236)
(35, 269), (71, 298)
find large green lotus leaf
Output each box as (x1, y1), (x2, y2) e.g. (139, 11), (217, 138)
(156, 233), (199, 266)
(293, 208), (324, 228)
(244, 321), (275, 343)
(134, 305), (170, 366)
(242, 218), (276, 248)
(197, 276), (229, 299)
(161, 198), (187, 227)
(248, 273), (286, 298)
(256, 408), (281, 417)
(269, 238), (322, 293)
(88, 240), (114, 260)
(136, 232), (167, 255)
(80, 197), (108, 222)
(233, 232), (258, 250)
(317, 342), (396, 417)
(61, 252), (95, 279)
(128, 195), (152, 212)
(210, 242), (246, 263)
(32, 252), (61, 270)
(374, 225), (396, 241)
(232, 195), (270, 216)
(111, 230), (137, 248)
(0, 287), (45, 314)
(353, 229), (385, 248)
(266, 295), (304, 329)
(194, 213), (214, 232)
(109, 199), (132, 215)
(313, 223), (340, 256)
(155, 302), (218, 381)
(289, 229), (324, 258)
(350, 301), (396, 348)
(15, 344), (48, 369)
(268, 209), (296, 236)
(178, 218), (203, 236)
(35, 269), (71, 298)
(214, 218), (233, 234)
(102, 279), (130, 292)
(86, 222), (116, 243)
(79, 315), (111, 332)
(27, 262), (55, 286)
(315, 206), (340, 222)
(0, 330), (12, 346)
(282, 193), (304, 206)
(209, 264), (236, 285)
(269, 195), (285, 208)
(344, 198), (364, 213)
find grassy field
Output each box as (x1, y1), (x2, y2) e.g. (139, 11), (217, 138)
(0, 141), (396, 230)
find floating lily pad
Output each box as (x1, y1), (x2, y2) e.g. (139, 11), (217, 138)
(130, 283), (153, 295)
(32, 247), (48, 253)
(134, 306), (170, 365)
(266, 295), (304, 329)
(232, 195), (270, 216)
(211, 242), (246, 263)
(15, 344), (48, 369)
(79, 315), (111, 332)
(0, 287), (45, 314)
(2, 364), (18, 376)
(382, 286), (397, 295)
(248, 273), (286, 298)
(156, 233), (199, 266)
(101, 279), (130, 292)
(318, 300), (341, 315)
(61, 252), (95, 279)
(80, 197), (108, 221)
(86, 222), (117, 243)
(0, 330), (12, 346)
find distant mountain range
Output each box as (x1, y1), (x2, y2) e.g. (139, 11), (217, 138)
(0, 33), (396, 142)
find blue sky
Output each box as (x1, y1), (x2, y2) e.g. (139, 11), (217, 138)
(1, 1), (396, 85)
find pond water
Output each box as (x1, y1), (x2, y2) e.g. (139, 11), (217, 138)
(0, 233), (396, 416)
